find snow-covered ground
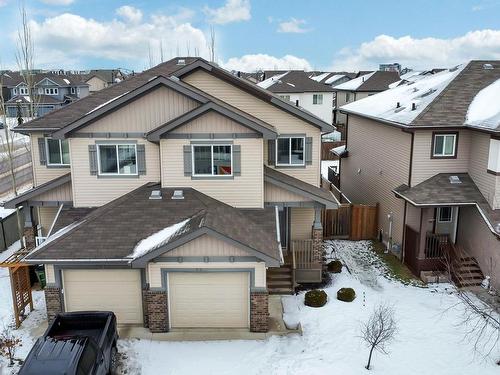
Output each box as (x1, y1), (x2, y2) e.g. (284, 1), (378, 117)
(1, 240), (498, 374)
(321, 160), (339, 180)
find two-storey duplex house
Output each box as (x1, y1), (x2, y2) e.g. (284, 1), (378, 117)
(4, 57), (337, 334)
(338, 61), (500, 289)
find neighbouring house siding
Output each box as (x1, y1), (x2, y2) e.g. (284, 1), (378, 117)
(411, 129), (471, 186)
(86, 76), (107, 92)
(35, 181), (72, 202)
(164, 235), (249, 257)
(38, 207), (58, 236)
(70, 138), (161, 207)
(264, 182), (310, 203)
(468, 132), (498, 208)
(341, 115), (411, 248)
(160, 138), (263, 208)
(405, 204), (421, 232)
(290, 207), (314, 240)
(148, 261), (267, 289)
(275, 92), (334, 124)
(45, 264), (55, 284)
(31, 133), (70, 186)
(79, 86), (199, 134)
(457, 206), (500, 290)
(182, 70), (321, 186)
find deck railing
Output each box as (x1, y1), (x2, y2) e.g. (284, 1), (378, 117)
(291, 239), (315, 270)
(425, 232), (449, 258)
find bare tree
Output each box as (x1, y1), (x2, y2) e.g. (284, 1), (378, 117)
(360, 303), (398, 370)
(0, 326), (22, 367)
(207, 26), (216, 63)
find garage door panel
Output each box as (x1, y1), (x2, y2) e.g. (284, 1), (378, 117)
(63, 270), (143, 325)
(169, 272), (249, 328)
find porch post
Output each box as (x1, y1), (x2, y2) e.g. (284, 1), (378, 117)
(311, 207), (324, 264)
(22, 204), (36, 251)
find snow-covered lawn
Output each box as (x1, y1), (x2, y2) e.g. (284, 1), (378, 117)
(1, 240), (498, 374)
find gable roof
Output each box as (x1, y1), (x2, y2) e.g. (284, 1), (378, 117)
(24, 183), (281, 266)
(257, 71), (335, 93)
(333, 71), (400, 92)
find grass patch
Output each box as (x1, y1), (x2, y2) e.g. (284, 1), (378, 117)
(369, 240), (423, 286)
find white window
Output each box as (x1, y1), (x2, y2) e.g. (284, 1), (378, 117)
(192, 144), (232, 176)
(276, 137), (305, 166)
(433, 133), (457, 158)
(438, 207), (452, 223)
(46, 138), (70, 166)
(19, 87), (28, 95)
(71, 87), (76, 94)
(313, 94), (323, 105)
(44, 88), (59, 95)
(97, 144), (137, 175)
(13, 88), (17, 95)
(487, 138), (500, 173)
(279, 95), (291, 101)
(345, 92), (351, 102)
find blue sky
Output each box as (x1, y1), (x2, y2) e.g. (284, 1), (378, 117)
(0, 0), (499, 72)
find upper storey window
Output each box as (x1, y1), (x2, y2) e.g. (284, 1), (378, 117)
(98, 144), (137, 175)
(192, 144), (232, 176)
(276, 137), (304, 166)
(46, 139), (70, 166)
(45, 88), (59, 95)
(19, 86), (29, 95)
(432, 132), (457, 158)
(313, 94), (323, 105)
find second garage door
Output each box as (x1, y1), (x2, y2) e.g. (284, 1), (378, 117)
(63, 269), (143, 324)
(168, 272), (249, 328)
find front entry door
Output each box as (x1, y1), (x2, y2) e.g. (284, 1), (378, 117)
(434, 206), (458, 243)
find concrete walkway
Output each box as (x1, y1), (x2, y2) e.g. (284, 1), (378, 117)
(119, 295), (301, 341)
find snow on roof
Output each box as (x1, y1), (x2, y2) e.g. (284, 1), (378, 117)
(63, 78), (70, 85)
(257, 72), (288, 89)
(331, 145), (347, 156)
(128, 218), (190, 259)
(310, 72), (330, 82)
(0, 207), (15, 219)
(325, 74), (345, 85)
(341, 66), (464, 125)
(333, 72), (375, 90)
(86, 91), (130, 115)
(466, 78), (500, 130)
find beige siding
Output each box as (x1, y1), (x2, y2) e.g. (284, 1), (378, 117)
(264, 182), (310, 203)
(31, 134), (70, 186)
(148, 261), (266, 288)
(86, 76), (107, 92)
(468, 132), (498, 208)
(183, 70), (321, 186)
(38, 207), (58, 236)
(165, 235), (249, 257)
(290, 207), (314, 240)
(161, 138), (263, 208)
(411, 129), (471, 186)
(70, 138), (160, 207)
(36, 181), (72, 202)
(457, 206), (500, 290)
(342, 115), (411, 246)
(80, 86), (199, 133)
(171, 111), (255, 134)
(45, 264), (55, 284)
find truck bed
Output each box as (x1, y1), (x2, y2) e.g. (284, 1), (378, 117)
(47, 311), (112, 344)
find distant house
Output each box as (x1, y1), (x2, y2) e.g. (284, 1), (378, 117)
(74, 69), (127, 93)
(3, 71), (89, 118)
(379, 62), (402, 72)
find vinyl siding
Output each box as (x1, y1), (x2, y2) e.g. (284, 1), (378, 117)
(148, 261), (266, 288)
(38, 207), (58, 236)
(35, 181), (72, 202)
(164, 235), (249, 257)
(468, 132), (498, 208)
(290, 207), (314, 240)
(170, 111), (255, 134)
(160, 138), (263, 208)
(70, 138), (160, 207)
(31, 133), (70, 186)
(411, 129), (471, 186)
(264, 182), (310, 203)
(79, 86), (199, 133)
(341, 115), (411, 247)
(405, 204), (421, 232)
(182, 70), (321, 186)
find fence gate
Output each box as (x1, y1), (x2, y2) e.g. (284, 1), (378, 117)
(322, 204), (351, 239)
(350, 204), (378, 240)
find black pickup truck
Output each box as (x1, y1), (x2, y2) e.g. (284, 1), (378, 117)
(19, 311), (118, 375)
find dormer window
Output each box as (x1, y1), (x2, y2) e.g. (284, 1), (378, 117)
(45, 88), (59, 95)
(19, 87), (28, 95)
(46, 138), (70, 166)
(71, 87), (76, 94)
(432, 132), (457, 158)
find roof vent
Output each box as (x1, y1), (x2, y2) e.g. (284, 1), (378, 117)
(149, 190), (162, 200)
(176, 59), (186, 66)
(483, 63), (494, 70)
(295, 100), (299, 107)
(396, 102), (401, 108)
(449, 175), (462, 184)
(411, 103), (417, 111)
(172, 190), (184, 200)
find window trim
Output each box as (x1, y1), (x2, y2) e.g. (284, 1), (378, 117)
(45, 138), (70, 167)
(431, 131), (458, 159)
(71, 87), (76, 94)
(191, 143), (233, 177)
(96, 143), (138, 176)
(275, 136), (306, 167)
(312, 94), (323, 105)
(437, 206), (453, 223)
(19, 87), (29, 95)
(44, 87), (59, 96)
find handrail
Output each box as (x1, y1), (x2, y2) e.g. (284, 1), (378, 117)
(291, 239), (315, 269)
(425, 232), (449, 258)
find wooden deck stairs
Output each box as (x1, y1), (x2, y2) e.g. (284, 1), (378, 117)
(452, 256), (484, 288)
(267, 264), (294, 295)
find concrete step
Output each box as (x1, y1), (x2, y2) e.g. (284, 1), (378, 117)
(268, 288), (294, 295)
(267, 280), (293, 287)
(267, 273), (293, 281)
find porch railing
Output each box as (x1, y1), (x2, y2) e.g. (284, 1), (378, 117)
(424, 232), (449, 258)
(291, 240), (315, 270)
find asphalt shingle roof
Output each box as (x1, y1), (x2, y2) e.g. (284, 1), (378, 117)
(263, 71), (335, 93)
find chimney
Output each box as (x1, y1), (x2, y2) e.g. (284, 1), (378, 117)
(295, 100), (299, 107)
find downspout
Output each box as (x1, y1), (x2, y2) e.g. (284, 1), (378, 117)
(401, 130), (415, 261)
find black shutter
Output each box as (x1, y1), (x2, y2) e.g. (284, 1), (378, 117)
(268, 139), (276, 166)
(137, 144), (146, 175)
(88, 145), (97, 175)
(38, 137), (47, 165)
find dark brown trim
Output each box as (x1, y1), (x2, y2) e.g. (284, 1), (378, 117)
(487, 169), (500, 176)
(491, 134), (500, 141)
(430, 131), (459, 159)
(408, 131), (415, 186)
(401, 201), (408, 261)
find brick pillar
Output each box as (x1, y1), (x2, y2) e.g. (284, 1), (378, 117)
(250, 289), (269, 333)
(142, 289), (149, 328)
(144, 289), (168, 333)
(312, 207), (324, 264)
(23, 226), (36, 251)
(44, 286), (63, 323)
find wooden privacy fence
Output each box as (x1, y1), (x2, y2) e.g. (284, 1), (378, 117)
(322, 203), (378, 240)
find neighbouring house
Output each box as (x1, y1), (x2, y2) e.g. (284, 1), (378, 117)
(73, 69), (127, 93)
(3, 71), (89, 117)
(333, 70), (400, 126)
(3, 57), (337, 333)
(338, 60), (500, 289)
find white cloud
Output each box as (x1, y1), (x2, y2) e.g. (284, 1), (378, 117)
(204, 0), (251, 25)
(222, 54), (312, 72)
(277, 18), (309, 33)
(25, 11), (209, 69)
(40, 0), (74, 5)
(330, 30), (500, 70)
(116, 5), (143, 24)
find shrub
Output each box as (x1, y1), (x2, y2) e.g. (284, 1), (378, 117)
(304, 289), (328, 308)
(337, 287), (356, 302)
(327, 260), (343, 273)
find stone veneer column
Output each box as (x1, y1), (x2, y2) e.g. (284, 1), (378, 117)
(311, 207), (324, 264)
(250, 289), (269, 332)
(23, 226), (36, 251)
(44, 286), (63, 323)
(144, 289), (169, 333)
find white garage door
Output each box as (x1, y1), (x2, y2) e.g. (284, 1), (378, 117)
(169, 272), (249, 328)
(63, 269), (143, 324)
